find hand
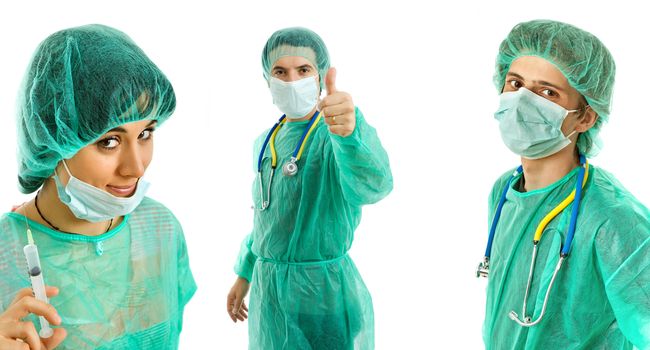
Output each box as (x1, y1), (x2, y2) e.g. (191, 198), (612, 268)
(0, 286), (66, 350)
(318, 68), (356, 137)
(226, 277), (250, 323)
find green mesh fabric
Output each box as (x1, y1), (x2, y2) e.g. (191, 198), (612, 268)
(235, 109), (393, 348)
(0, 198), (196, 349)
(483, 166), (650, 349)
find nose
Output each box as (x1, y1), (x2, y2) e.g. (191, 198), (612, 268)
(287, 70), (301, 82)
(119, 143), (146, 179)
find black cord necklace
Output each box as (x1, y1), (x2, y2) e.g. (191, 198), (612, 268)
(34, 191), (113, 233)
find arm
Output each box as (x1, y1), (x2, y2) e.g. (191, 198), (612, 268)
(329, 107), (393, 207)
(595, 208), (650, 349)
(233, 234), (257, 282)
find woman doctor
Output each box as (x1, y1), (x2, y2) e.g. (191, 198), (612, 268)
(0, 24), (196, 349)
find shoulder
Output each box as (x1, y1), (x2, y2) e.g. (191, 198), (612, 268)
(130, 197), (182, 231)
(585, 166), (650, 237)
(0, 212), (23, 242)
(490, 168), (519, 195)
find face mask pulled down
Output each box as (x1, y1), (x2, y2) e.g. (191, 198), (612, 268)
(54, 160), (150, 222)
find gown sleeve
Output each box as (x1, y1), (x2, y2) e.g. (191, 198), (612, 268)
(234, 234), (257, 282)
(594, 205), (650, 349)
(328, 107), (393, 207)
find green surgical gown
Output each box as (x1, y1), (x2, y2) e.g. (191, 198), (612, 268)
(484, 165), (650, 349)
(0, 197), (196, 349)
(235, 108), (392, 350)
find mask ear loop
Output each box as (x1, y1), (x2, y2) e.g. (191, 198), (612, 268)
(61, 160), (73, 177)
(565, 104), (591, 139)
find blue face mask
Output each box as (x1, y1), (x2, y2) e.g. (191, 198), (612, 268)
(53, 160), (150, 222)
(494, 88), (581, 160)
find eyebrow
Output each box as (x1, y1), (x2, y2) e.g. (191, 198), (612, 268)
(506, 72), (565, 92)
(107, 120), (157, 133)
(272, 64), (315, 71)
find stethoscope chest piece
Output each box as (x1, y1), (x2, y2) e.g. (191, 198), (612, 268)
(282, 159), (298, 176)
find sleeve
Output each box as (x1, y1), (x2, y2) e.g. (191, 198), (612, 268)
(328, 107), (393, 207)
(594, 207), (650, 349)
(234, 234), (257, 282)
(176, 223), (197, 309)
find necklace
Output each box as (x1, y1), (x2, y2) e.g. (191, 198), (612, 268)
(34, 191), (113, 233)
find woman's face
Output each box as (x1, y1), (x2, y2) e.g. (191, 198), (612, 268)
(503, 55), (594, 137)
(271, 56), (319, 83)
(54, 119), (156, 197)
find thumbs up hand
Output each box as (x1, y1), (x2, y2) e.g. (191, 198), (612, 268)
(318, 67), (356, 137)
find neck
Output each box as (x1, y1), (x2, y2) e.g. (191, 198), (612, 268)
(285, 107), (318, 123)
(23, 178), (117, 236)
(520, 145), (580, 192)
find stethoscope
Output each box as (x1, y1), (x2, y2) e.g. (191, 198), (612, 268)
(476, 155), (590, 327)
(256, 112), (322, 211)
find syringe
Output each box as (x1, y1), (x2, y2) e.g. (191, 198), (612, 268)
(23, 228), (54, 338)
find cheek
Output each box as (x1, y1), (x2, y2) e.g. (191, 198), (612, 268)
(142, 142), (154, 170)
(68, 148), (118, 187)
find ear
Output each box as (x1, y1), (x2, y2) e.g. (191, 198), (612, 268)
(575, 106), (598, 133)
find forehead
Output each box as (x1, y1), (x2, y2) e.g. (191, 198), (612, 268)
(269, 44), (317, 69)
(271, 55), (316, 70)
(508, 56), (570, 88)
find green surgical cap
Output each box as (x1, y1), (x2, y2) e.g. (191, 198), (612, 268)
(16, 24), (176, 194)
(494, 20), (616, 158)
(262, 27), (330, 89)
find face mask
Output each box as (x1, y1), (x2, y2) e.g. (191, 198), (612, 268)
(53, 160), (150, 222)
(494, 88), (581, 160)
(269, 76), (319, 119)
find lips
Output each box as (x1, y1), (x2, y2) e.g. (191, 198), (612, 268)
(106, 183), (137, 197)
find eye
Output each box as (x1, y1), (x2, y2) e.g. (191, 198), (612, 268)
(508, 79), (523, 89)
(139, 128), (155, 140)
(300, 67), (312, 74)
(97, 136), (119, 150)
(272, 69), (285, 77)
(540, 89), (558, 98)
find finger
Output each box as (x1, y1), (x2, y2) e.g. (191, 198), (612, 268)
(328, 124), (354, 137)
(0, 338), (29, 350)
(318, 93), (351, 110)
(325, 67), (337, 95)
(235, 298), (244, 314)
(241, 303), (248, 312)
(41, 327), (67, 350)
(226, 296), (237, 322)
(5, 297), (61, 326)
(10, 287), (59, 306)
(3, 321), (41, 350)
(321, 104), (354, 120)
(324, 115), (350, 127)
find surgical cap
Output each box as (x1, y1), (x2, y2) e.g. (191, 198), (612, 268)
(16, 24), (176, 194)
(262, 27), (330, 89)
(494, 20), (616, 158)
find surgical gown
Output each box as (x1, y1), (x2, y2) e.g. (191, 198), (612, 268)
(483, 165), (650, 349)
(0, 197), (196, 349)
(235, 108), (392, 350)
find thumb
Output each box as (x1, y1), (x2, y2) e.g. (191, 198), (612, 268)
(325, 67), (337, 95)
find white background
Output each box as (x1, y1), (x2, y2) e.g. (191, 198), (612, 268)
(1, 1), (649, 349)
